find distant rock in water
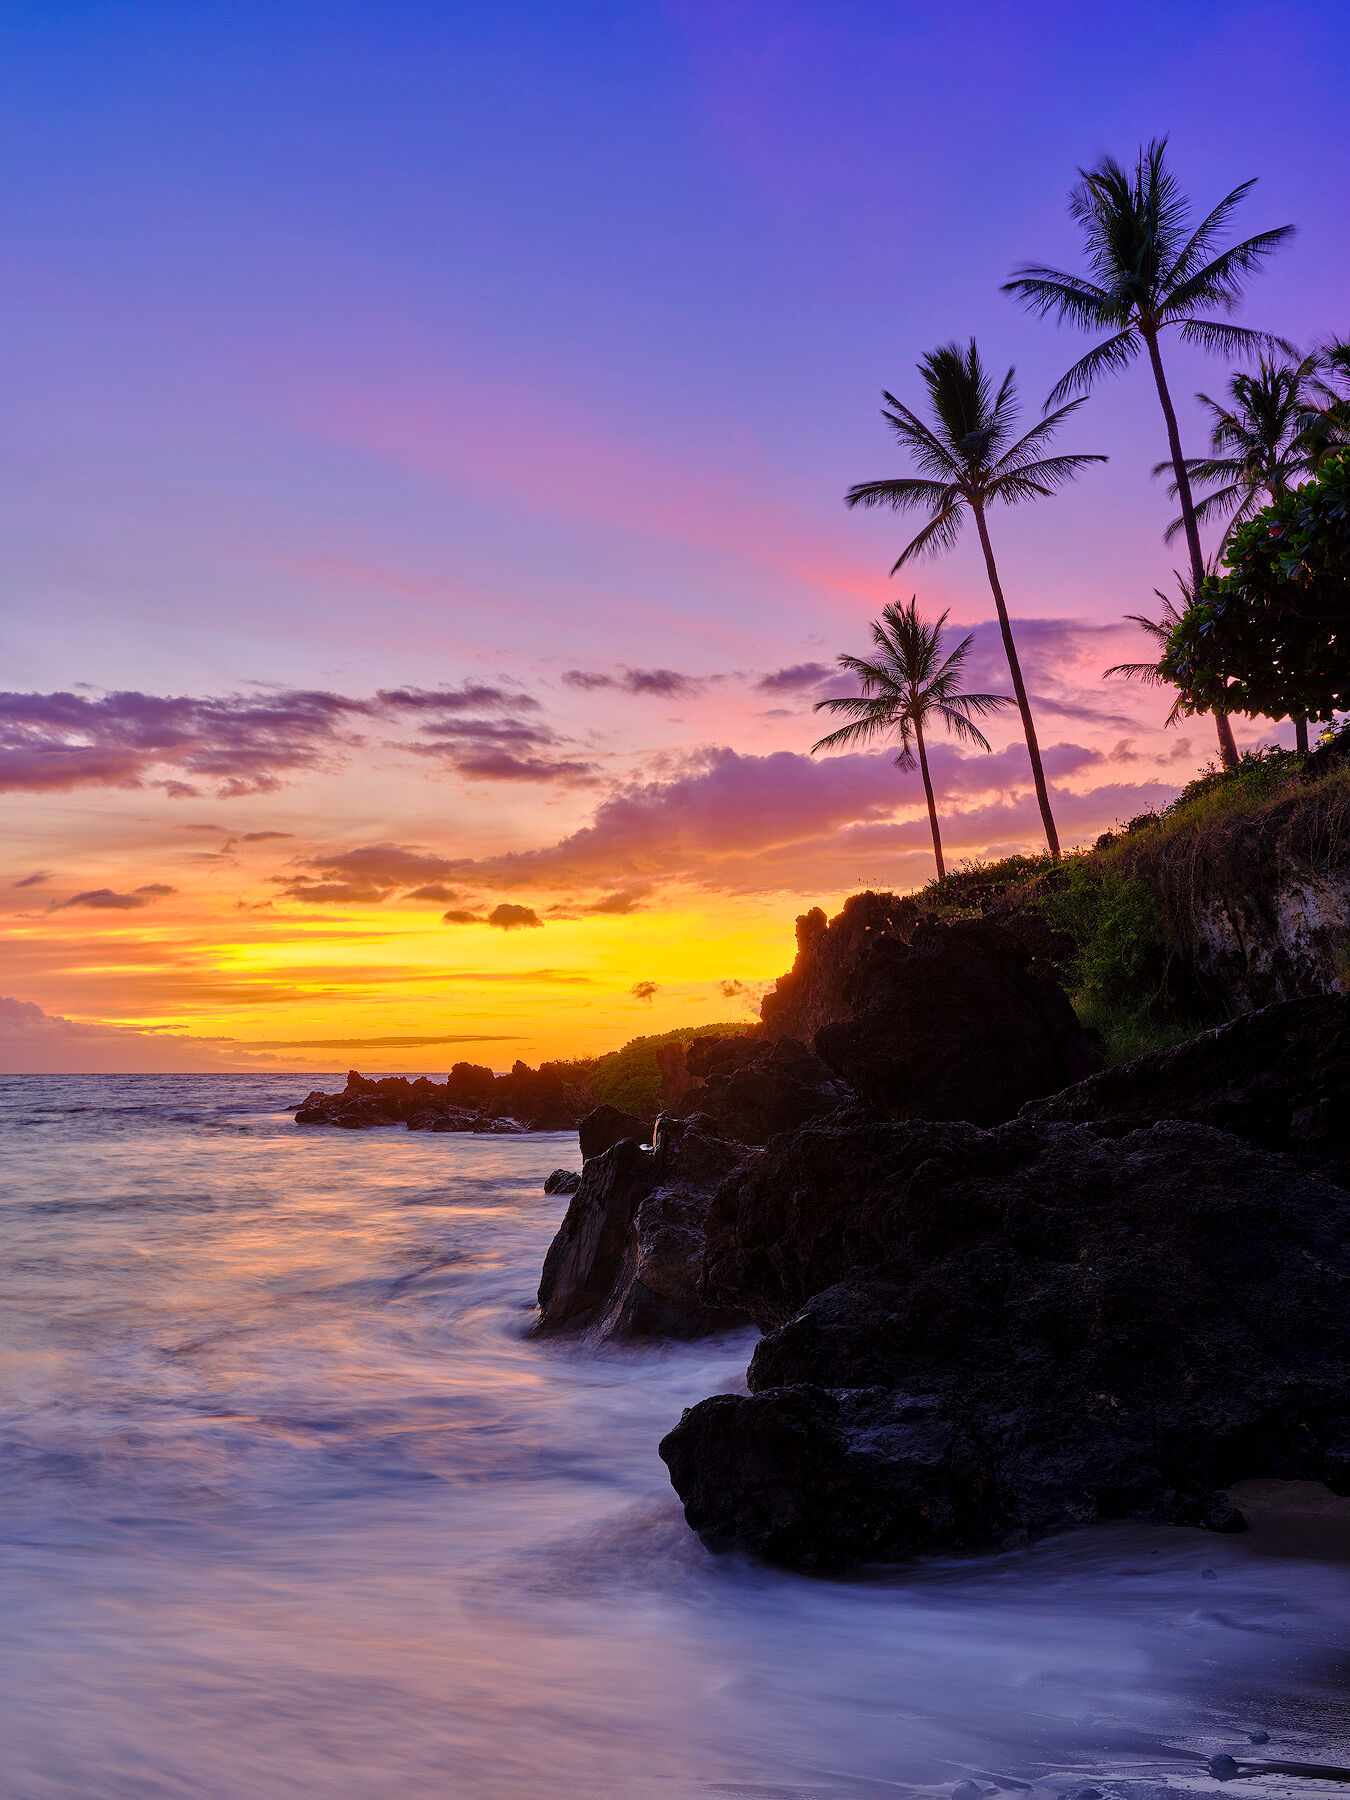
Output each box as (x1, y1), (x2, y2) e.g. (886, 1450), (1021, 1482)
(1020, 993), (1350, 1189)
(295, 1061), (590, 1132)
(813, 915), (1102, 1125)
(534, 1114), (750, 1343)
(662, 1115), (1350, 1568)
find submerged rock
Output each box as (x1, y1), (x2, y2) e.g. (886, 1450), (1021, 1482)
(1021, 993), (1350, 1188)
(661, 1115), (1350, 1568)
(534, 1114), (750, 1343)
(813, 915), (1102, 1125)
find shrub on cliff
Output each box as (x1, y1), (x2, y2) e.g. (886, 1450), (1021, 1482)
(1161, 451), (1350, 723)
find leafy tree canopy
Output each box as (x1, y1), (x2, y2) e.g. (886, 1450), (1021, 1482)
(1160, 451), (1350, 719)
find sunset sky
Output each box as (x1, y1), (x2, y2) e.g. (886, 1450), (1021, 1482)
(4, 0), (1348, 1072)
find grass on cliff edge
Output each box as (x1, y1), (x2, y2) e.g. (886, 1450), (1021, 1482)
(918, 742), (1350, 1063)
(554, 1021), (755, 1117)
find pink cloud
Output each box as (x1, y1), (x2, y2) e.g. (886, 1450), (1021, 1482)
(0, 996), (277, 1074)
(432, 743), (1179, 896)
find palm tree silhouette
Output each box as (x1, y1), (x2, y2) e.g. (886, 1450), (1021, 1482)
(844, 339), (1105, 860)
(1156, 355), (1321, 546)
(1104, 578), (1204, 725)
(1004, 137), (1293, 768)
(811, 596), (1014, 880)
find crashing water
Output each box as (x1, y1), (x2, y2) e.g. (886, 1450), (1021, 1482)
(1, 1072), (1348, 1800)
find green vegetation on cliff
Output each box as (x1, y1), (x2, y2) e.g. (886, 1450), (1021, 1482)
(555, 1021), (754, 1117)
(921, 740), (1350, 1061)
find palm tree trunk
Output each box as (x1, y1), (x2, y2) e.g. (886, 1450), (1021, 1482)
(1295, 716), (1310, 755)
(1142, 324), (1240, 773)
(971, 500), (1061, 861)
(1142, 324), (1206, 591)
(914, 717), (945, 880)
(1215, 708), (1239, 767)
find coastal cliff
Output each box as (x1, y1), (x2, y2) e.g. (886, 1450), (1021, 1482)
(533, 762), (1350, 1570)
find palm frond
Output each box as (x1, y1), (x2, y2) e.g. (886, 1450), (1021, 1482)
(843, 477), (959, 512)
(1171, 318), (1296, 359)
(1045, 329), (1139, 405)
(992, 394), (1093, 472)
(1002, 267), (1120, 329)
(1161, 225), (1298, 316)
(890, 503), (966, 569)
(1160, 177), (1258, 287)
(989, 451), (1108, 503)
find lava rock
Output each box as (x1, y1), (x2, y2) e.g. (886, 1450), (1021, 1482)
(675, 1035), (853, 1146)
(813, 916), (1102, 1125)
(1021, 993), (1350, 1188)
(294, 1061), (591, 1132)
(661, 1115), (1350, 1568)
(758, 891), (920, 1044)
(578, 1103), (652, 1161)
(534, 1114), (751, 1343)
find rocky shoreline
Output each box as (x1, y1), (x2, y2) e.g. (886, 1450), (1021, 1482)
(531, 903), (1350, 1570)
(294, 1060), (590, 1133)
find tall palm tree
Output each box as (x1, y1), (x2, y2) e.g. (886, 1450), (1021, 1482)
(811, 597), (1014, 880)
(1003, 138), (1293, 769)
(844, 339), (1105, 861)
(1156, 355), (1321, 546)
(1306, 338), (1350, 467)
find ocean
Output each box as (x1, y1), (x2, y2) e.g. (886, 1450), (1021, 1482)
(1, 1071), (1347, 1799)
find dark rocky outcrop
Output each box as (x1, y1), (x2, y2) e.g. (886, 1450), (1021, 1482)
(673, 1035), (852, 1146)
(295, 1061), (589, 1132)
(1021, 993), (1350, 1188)
(543, 1168), (582, 1195)
(661, 1115), (1350, 1568)
(758, 890), (919, 1044)
(578, 1103), (652, 1161)
(534, 1115), (751, 1343)
(813, 916), (1102, 1125)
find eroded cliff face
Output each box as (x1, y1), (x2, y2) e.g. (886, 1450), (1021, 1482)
(1127, 780), (1350, 1015)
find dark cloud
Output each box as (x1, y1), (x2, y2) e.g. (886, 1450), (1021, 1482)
(454, 752), (599, 784)
(240, 831), (295, 843)
(442, 909), (486, 923)
(630, 980), (660, 1001)
(0, 682), (569, 798)
(582, 887), (650, 914)
(13, 871), (51, 888)
(406, 883), (462, 903)
(563, 667), (705, 698)
(756, 662), (833, 693)
(276, 843), (462, 904)
(57, 885), (176, 911)
(0, 688), (371, 796)
(377, 684), (538, 714)
(487, 903), (542, 931)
